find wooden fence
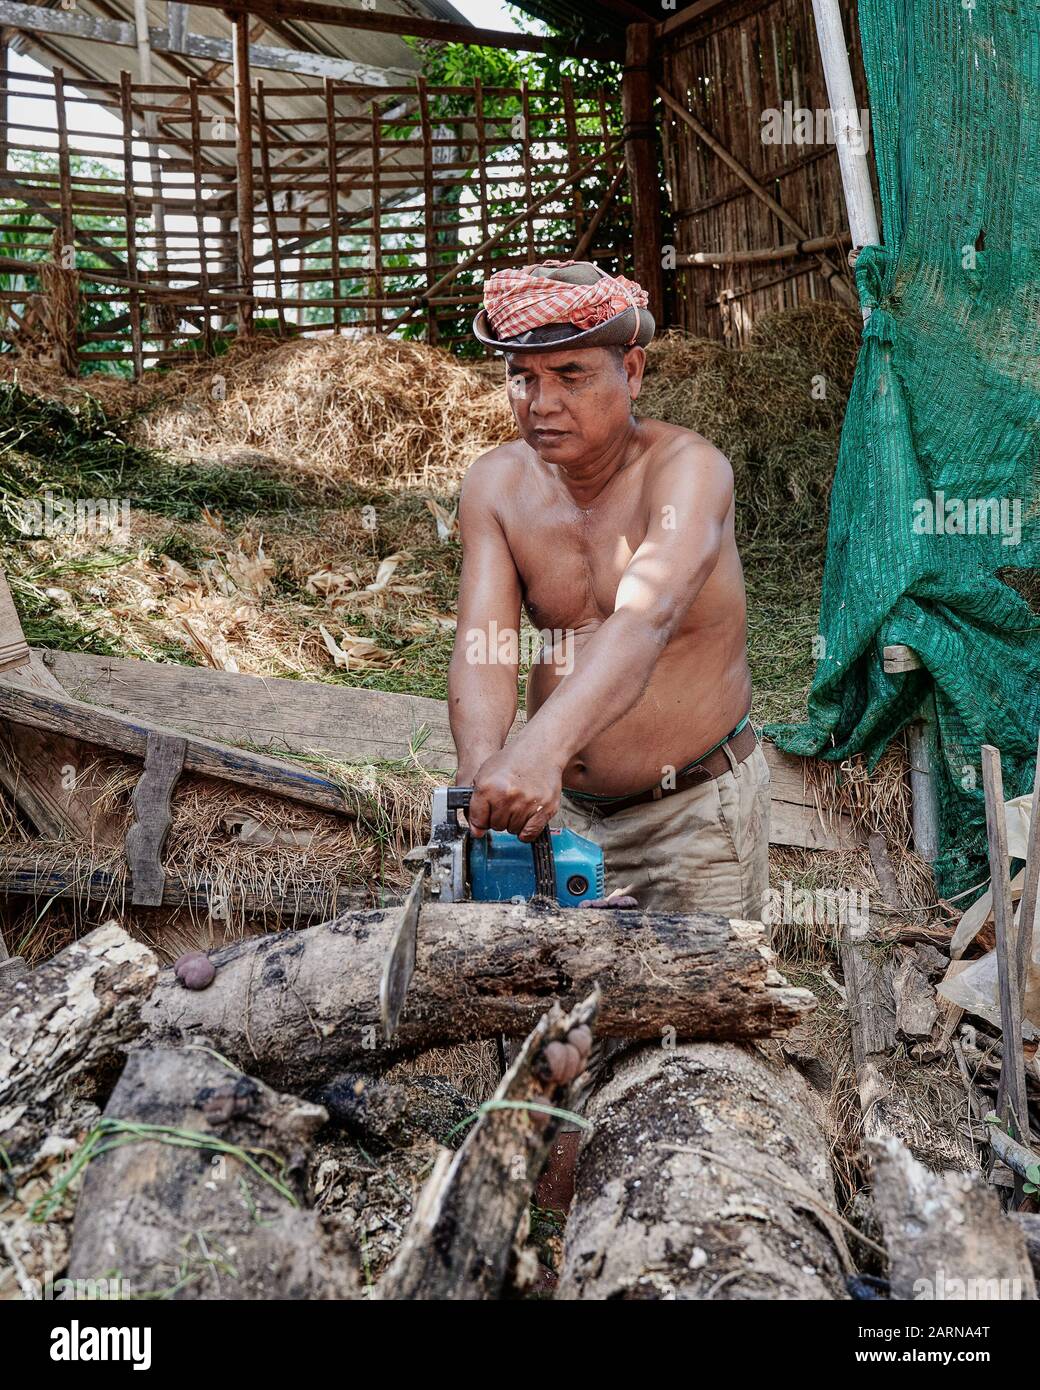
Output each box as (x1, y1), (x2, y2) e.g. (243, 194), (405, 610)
(660, 0), (870, 343)
(0, 65), (630, 373)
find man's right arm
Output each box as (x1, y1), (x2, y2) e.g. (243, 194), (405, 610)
(448, 453), (523, 784)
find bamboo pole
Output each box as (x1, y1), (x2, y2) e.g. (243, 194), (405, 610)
(256, 79), (285, 336)
(416, 76), (437, 345)
(809, 0), (879, 254)
(323, 77), (342, 334)
(119, 71), (144, 379)
(369, 101), (383, 333)
(232, 13), (254, 336)
(188, 77), (214, 356)
(678, 231), (851, 266)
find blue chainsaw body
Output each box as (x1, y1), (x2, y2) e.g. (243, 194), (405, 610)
(467, 826), (604, 906)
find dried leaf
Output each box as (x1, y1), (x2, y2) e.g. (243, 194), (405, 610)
(426, 497), (459, 542)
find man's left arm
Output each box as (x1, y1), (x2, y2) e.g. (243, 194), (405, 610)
(468, 441), (733, 840)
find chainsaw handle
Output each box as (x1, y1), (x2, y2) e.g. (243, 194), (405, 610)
(448, 786), (556, 900)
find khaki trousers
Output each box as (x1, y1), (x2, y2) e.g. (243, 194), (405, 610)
(554, 738), (771, 1118)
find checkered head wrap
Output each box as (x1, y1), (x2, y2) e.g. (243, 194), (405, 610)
(483, 260), (649, 345)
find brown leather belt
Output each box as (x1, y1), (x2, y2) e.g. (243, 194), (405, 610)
(568, 719), (759, 819)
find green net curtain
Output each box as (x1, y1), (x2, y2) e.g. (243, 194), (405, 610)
(769, 0), (1040, 896)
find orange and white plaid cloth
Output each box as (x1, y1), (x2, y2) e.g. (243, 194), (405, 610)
(483, 261), (648, 341)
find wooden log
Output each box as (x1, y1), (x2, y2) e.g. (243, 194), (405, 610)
(65, 1048), (358, 1299)
(379, 992), (598, 1301)
(839, 914), (897, 1140)
(0, 922), (157, 1168)
(557, 1042), (851, 1299)
(143, 904), (815, 1091)
(869, 1135), (1036, 1300)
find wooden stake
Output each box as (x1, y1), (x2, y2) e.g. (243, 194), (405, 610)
(981, 744), (1030, 1185)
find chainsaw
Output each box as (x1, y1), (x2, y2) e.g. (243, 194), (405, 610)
(379, 786), (604, 1036)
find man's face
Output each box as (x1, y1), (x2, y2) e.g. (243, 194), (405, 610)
(504, 345), (646, 469)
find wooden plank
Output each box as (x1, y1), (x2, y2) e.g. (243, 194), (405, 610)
(840, 915), (897, 1140)
(0, 670), (360, 817)
(0, 570), (29, 673)
(35, 649), (856, 847)
(125, 731), (186, 906)
(982, 744), (1031, 1164)
(883, 643), (923, 674)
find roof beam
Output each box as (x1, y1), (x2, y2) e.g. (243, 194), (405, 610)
(657, 0), (732, 40)
(0, 0), (415, 82)
(170, 0), (623, 61)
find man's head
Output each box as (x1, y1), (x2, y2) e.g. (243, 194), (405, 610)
(473, 260), (654, 470)
(504, 342), (646, 468)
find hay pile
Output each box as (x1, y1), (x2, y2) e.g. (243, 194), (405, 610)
(141, 334), (516, 489)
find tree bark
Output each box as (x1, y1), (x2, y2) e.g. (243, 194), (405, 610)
(557, 1041), (851, 1300)
(868, 1136), (1036, 1300)
(143, 903), (814, 1091)
(66, 1047), (358, 1299)
(0, 922), (157, 1168)
(379, 991), (598, 1301)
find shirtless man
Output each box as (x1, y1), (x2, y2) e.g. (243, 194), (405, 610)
(449, 260), (770, 929)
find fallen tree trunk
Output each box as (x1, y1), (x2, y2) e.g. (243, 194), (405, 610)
(66, 1047), (358, 1300)
(379, 991), (598, 1301)
(144, 903), (814, 1091)
(869, 1136), (1036, 1300)
(557, 1041), (850, 1300)
(0, 921), (157, 1167)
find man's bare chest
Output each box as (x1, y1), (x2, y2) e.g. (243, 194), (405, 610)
(503, 502), (648, 630)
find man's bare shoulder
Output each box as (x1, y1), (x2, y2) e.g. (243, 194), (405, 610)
(636, 417), (732, 487)
(459, 439), (529, 504)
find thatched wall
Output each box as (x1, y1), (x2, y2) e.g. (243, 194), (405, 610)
(661, 0), (871, 343)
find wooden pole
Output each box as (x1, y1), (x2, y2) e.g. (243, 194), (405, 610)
(255, 79), (285, 336)
(981, 744), (1031, 1193)
(622, 24), (664, 318)
(188, 77), (214, 356)
(323, 77), (342, 334)
(369, 101), (383, 333)
(119, 70), (144, 379)
(232, 12), (254, 336)
(416, 76), (437, 344)
(1015, 731), (1040, 999)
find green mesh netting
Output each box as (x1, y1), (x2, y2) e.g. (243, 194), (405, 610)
(768, 0), (1040, 897)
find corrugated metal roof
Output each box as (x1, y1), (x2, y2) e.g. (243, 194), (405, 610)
(6, 0), (476, 221)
